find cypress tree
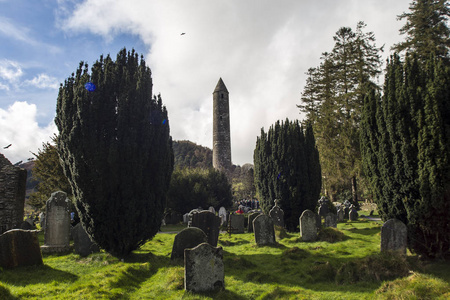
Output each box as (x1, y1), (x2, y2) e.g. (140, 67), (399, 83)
(55, 48), (173, 257)
(253, 119), (321, 231)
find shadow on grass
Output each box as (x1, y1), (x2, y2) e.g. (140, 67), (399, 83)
(186, 288), (248, 300)
(0, 264), (78, 286)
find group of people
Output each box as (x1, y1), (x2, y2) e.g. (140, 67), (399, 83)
(234, 199), (259, 214)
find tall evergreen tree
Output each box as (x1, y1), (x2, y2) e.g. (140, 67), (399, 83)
(55, 48), (173, 257)
(298, 22), (383, 203)
(253, 119), (321, 231)
(393, 0), (450, 61)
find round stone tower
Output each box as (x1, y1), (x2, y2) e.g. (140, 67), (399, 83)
(212, 78), (232, 171)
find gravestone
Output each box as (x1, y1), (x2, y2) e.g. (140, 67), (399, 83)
(349, 208), (358, 221)
(0, 229), (43, 269)
(300, 210), (318, 242)
(190, 211), (220, 246)
(269, 200), (284, 228)
(337, 207), (344, 222)
(171, 227), (207, 260)
(0, 154), (27, 234)
(208, 206), (215, 214)
(344, 206), (350, 219)
(253, 215), (276, 246)
(230, 213), (245, 233)
(218, 207), (227, 226)
(183, 213), (190, 224)
(318, 204), (329, 218)
(247, 212), (261, 233)
(72, 223), (100, 257)
(324, 213), (337, 228)
(184, 243), (224, 292)
(381, 219), (407, 254)
(41, 191), (71, 253)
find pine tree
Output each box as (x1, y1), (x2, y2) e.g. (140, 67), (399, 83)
(28, 136), (72, 209)
(253, 119), (321, 231)
(393, 0), (450, 61)
(55, 48), (174, 257)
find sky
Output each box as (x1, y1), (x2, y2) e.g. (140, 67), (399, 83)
(0, 0), (413, 166)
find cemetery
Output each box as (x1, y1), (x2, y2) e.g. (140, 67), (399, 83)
(0, 205), (448, 299)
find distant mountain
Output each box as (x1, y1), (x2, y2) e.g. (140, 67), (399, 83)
(173, 140), (213, 169)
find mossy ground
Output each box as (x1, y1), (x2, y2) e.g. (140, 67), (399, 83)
(0, 219), (448, 299)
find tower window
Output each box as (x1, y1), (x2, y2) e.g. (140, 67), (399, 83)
(221, 93), (224, 98)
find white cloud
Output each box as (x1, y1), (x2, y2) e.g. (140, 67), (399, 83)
(0, 59), (23, 82)
(0, 101), (58, 164)
(60, 0), (411, 165)
(24, 74), (60, 90)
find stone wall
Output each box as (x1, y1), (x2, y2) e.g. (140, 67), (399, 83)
(0, 154), (27, 234)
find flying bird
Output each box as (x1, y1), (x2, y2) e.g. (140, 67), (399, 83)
(181, 33), (186, 35)
(3, 144), (11, 149)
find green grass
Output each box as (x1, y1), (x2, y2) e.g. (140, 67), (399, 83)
(0, 219), (448, 299)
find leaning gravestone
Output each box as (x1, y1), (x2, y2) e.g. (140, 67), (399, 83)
(190, 211), (220, 246)
(41, 191), (71, 253)
(230, 213), (245, 233)
(0, 154), (27, 234)
(381, 219), (407, 255)
(324, 213), (337, 228)
(0, 229), (43, 269)
(269, 200), (284, 228)
(337, 207), (344, 222)
(184, 243), (224, 292)
(300, 210), (318, 242)
(253, 214), (276, 246)
(247, 212), (261, 233)
(72, 223), (100, 257)
(218, 207), (227, 226)
(171, 227), (207, 260)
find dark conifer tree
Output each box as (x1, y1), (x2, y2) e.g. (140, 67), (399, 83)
(55, 48), (173, 257)
(253, 119), (321, 231)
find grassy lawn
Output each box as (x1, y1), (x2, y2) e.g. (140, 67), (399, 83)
(0, 219), (449, 299)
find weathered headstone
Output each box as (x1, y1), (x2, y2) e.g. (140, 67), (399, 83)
(300, 210), (318, 242)
(184, 243), (224, 292)
(183, 213), (190, 224)
(337, 207), (344, 222)
(349, 209), (358, 221)
(230, 213), (245, 233)
(381, 219), (407, 254)
(218, 207), (227, 226)
(0, 229), (43, 269)
(208, 206), (215, 214)
(0, 154), (27, 234)
(269, 200), (284, 228)
(190, 211), (220, 246)
(41, 191), (71, 253)
(171, 227), (208, 260)
(253, 214), (276, 246)
(247, 212), (261, 233)
(318, 204), (329, 218)
(72, 223), (100, 257)
(324, 213), (337, 228)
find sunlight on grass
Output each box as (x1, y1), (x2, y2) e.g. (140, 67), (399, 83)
(0, 219), (448, 299)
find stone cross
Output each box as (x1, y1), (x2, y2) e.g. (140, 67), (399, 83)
(299, 210), (318, 242)
(253, 214), (276, 246)
(381, 219), (407, 254)
(184, 243), (224, 292)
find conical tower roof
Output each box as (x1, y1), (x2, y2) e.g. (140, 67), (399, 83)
(213, 77), (228, 93)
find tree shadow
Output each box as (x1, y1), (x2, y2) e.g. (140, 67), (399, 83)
(0, 264), (78, 286)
